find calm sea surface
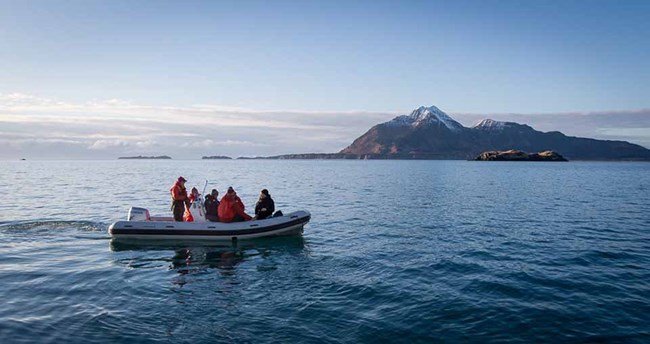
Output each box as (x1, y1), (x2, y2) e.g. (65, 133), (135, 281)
(0, 160), (649, 343)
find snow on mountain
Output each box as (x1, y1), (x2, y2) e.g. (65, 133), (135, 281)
(472, 118), (511, 131)
(386, 105), (464, 131)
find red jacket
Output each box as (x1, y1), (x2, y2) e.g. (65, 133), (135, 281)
(170, 182), (188, 201)
(218, 194), (252, 222)
(183, 207), (194, 222)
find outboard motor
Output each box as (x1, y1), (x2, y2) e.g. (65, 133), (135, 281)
(128, 207), (151, 221)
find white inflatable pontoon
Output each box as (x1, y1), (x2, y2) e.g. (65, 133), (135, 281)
(108, 197), (310, 241)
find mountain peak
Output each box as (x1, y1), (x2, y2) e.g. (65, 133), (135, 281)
(386, 105), (464, 131)
(473, 118), (507, 130)
(472, 118), (526, 131)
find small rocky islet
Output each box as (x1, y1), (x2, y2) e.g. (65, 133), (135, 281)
(117, 155), (172, 160)
(474, 150), (568, 161)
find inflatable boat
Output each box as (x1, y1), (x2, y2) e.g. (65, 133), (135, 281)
(108, 205), (311, 241)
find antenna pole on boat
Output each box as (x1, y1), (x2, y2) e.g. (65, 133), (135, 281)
(202, 180), (208, 196)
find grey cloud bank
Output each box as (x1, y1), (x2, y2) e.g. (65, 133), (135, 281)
(0, 93), (648, 159)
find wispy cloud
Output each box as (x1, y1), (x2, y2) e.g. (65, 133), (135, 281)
(0, 92), (394, 159)
(0, 92), (648, 159)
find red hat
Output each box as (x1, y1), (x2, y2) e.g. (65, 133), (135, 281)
(178, 176), (187, 183)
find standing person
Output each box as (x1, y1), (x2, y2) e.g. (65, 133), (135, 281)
(204, 189), (220, 222)
(170, 176), (189, 222)
(218, 187), (252, 223)
(254, 189), (275, 220)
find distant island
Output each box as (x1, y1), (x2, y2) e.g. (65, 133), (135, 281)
(118, 155), (172, 160)
(247, 153), (394, 160)
(254, 105), (650, 161)
(474, 150), (568, 162)
(202, 155), (232, 160)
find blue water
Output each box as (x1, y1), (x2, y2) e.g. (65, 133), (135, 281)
(0, 160), (649, 343)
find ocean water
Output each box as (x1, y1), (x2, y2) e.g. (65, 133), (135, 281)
(0, 160), (649, 343)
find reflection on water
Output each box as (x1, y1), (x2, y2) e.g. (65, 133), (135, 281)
(110, 237), (309, 294)
(170, 247), (244, 275)
(109, 236), (307, 276)
(109, 236), (307, 254)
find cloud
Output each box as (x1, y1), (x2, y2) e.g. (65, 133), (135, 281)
(88, 139), (157, 150)
(0, 92), (394, 159)
(0, 92), (648, 159)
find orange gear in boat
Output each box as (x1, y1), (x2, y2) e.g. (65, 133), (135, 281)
(218, 193), (252, 223)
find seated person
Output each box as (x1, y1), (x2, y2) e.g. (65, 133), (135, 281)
(218, 187), (252, 223)
(254, 189), (275, 220)
(204, 189), (220, 222)
(183, 187), (200, 222)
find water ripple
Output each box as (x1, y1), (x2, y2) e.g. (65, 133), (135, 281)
(0, 160), (649, 343)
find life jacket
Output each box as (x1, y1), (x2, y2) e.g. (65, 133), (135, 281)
(170, 182), (187, 202)
(183, 207), (194, 222)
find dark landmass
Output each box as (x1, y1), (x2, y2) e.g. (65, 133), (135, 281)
(263, 153), (457, 160)
(474, 150), (568, 161)
(238, 106), (650, 161)
(337, 106), (650, 161)
(202, 155), (232, 160)
(265, 153), (361, 159)
(118, 155), (172, 160)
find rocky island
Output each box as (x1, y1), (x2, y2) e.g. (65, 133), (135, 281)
(202, 155), (233, 160)
(118, 155), (172, 160)
(474, 150), (568, 161)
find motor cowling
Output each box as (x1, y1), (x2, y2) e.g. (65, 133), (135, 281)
(128, 207), (151, 221)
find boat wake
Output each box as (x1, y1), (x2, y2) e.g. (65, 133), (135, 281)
(0, 220), (107, 233)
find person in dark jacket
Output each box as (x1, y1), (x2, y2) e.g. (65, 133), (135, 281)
(204, 189), (220, 222)
(254, 189), (275, 220)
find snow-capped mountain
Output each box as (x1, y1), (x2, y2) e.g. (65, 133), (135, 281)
(338, 105), (650, 160)
(472, 118), (513, 131)
(386, 105), (464, 132)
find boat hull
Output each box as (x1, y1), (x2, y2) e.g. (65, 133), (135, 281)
(108, 210), (310, 241)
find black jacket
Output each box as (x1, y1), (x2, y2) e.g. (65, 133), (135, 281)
(204, 195), (220, 217)
(255, 196), (275, 220)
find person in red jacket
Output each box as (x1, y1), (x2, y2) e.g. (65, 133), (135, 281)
(183, 187), (200, 222)
(218, 187), (252, 223)
(170, 176), (189, 222)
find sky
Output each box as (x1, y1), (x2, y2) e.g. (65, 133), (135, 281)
(1, 0), (649, 159)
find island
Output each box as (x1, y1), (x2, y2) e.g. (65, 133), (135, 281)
(202, 155), (233, 160)
(256, 105), (649, 161)
(238, 153), (360, 160)
(118, 155), (172, 160)
(474, 150), (568, 161)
